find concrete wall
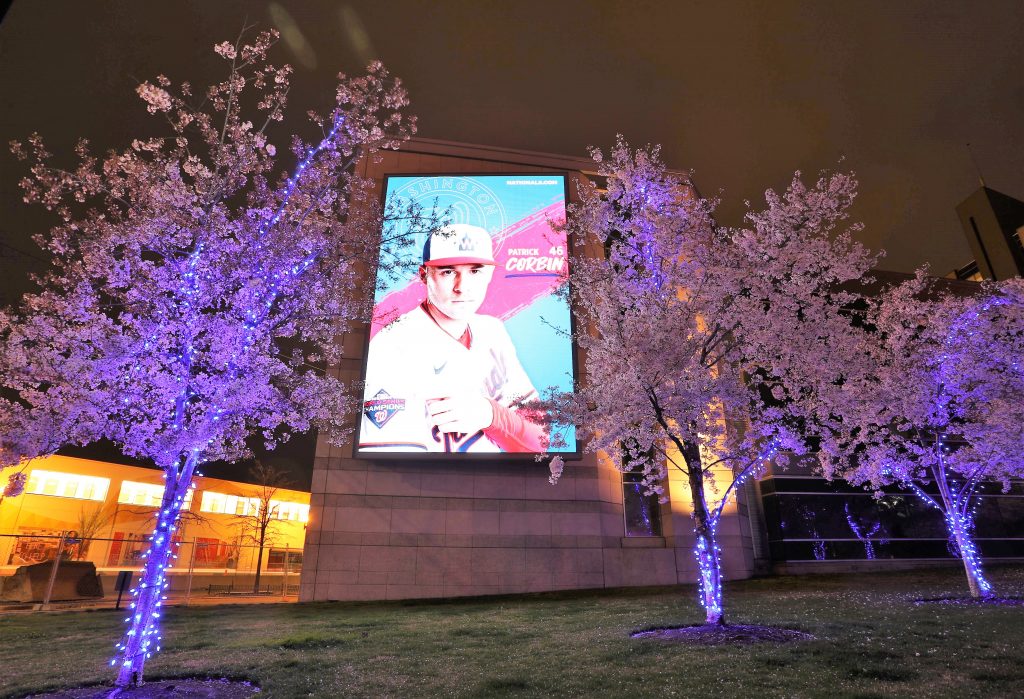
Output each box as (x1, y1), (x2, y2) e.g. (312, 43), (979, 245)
(302, 444), (757, 601)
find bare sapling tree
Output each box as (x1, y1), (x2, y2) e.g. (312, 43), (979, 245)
(231, 461), (294, 593)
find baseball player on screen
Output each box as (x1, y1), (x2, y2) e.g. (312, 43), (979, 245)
(358, 224), (547, 453)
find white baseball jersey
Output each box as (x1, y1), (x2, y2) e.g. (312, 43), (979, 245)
(358, 305), (538, 453)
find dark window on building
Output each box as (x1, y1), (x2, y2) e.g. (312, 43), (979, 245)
(623, 471), (663, 537)
(268, 549), (303, 571)
(760, 473), (1024, 561)
(954, 260), (981, 281)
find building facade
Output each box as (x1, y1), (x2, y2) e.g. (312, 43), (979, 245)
(299, 139), (763, 602)
(951, 186), (1024, 281)
(9, 145), (1017, 603)
(757, 456), (1024, 572)
(0, 455), (310, 586)
(300, 142), (1024, 602)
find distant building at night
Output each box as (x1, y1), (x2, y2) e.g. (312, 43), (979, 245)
(0, 455), (310, 586)
(949, 186), (1024, 281)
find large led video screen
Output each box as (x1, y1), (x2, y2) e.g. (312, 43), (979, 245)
(356, 173), (577, 455)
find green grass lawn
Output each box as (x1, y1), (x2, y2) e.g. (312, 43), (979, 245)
(3, 566), (1024, 698)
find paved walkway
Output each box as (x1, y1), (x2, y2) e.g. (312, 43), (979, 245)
(0, 594), (299, 614)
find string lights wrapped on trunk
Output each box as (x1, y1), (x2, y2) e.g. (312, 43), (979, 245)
(3, 29), (425, 688)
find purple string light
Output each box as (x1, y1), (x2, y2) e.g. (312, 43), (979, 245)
(907, 480), (992, 596)
(111, 115), (347, 680)
(694, 439), (778, 622)
(843, 502), (882, 560)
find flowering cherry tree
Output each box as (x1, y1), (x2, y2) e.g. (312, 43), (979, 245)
(2, 31), (419, 687)
(0, 398), (92, 503)
(545, 138), (877, 624)
(816, 273), (1024, 598)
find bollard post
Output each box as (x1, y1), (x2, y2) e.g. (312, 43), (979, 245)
(41, 532), (67, 610)
(114, 571), (133, 610)
(282, 546), (290, 599)
(184, 538), (198, 606)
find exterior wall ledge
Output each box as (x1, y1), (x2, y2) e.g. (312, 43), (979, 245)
(620, 536), (667, 548)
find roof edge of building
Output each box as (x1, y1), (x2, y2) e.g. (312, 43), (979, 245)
(402, 136), (692, 178)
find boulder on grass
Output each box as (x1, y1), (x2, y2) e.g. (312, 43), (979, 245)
(0, 560), (104, 602)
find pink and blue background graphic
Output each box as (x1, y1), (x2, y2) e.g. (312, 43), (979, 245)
(369, 173), (577, 453)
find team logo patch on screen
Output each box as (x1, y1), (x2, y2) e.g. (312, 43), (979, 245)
(364, 389), (405, 429)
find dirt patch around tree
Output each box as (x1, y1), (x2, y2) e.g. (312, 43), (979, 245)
(632, 624), (815, 645)
(24, 678), (260, 698)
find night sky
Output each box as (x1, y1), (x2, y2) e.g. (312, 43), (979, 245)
(2, 1), (1023, 483)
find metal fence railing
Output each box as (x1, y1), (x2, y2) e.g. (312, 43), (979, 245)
(0, 533), (302, 608)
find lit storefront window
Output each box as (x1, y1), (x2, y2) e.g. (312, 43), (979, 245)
(25, 470), (109, 502)
(269, 500), (310, 523)
(198, 491), (308, 522)
(117, 480), (194, 509)
(200, 491), (260, 516)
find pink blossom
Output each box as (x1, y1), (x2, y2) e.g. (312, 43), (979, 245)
(3, 471), (26, 498)
(135, 82), (173, 113)
(3, 30), (417, 687)
(548, 455), (565, 485)
(542, 137), (877, 624)
(213, 41), (237, 60)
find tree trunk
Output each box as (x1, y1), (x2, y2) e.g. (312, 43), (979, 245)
(946, 511), (990, 598)
(932, 454), (993, 599)
(253, 525), (266, 594)
(114, 452), (199, 688)
(681, 440), (725, 625)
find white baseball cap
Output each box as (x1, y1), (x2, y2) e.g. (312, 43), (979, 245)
(422, 224), (495, 267)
